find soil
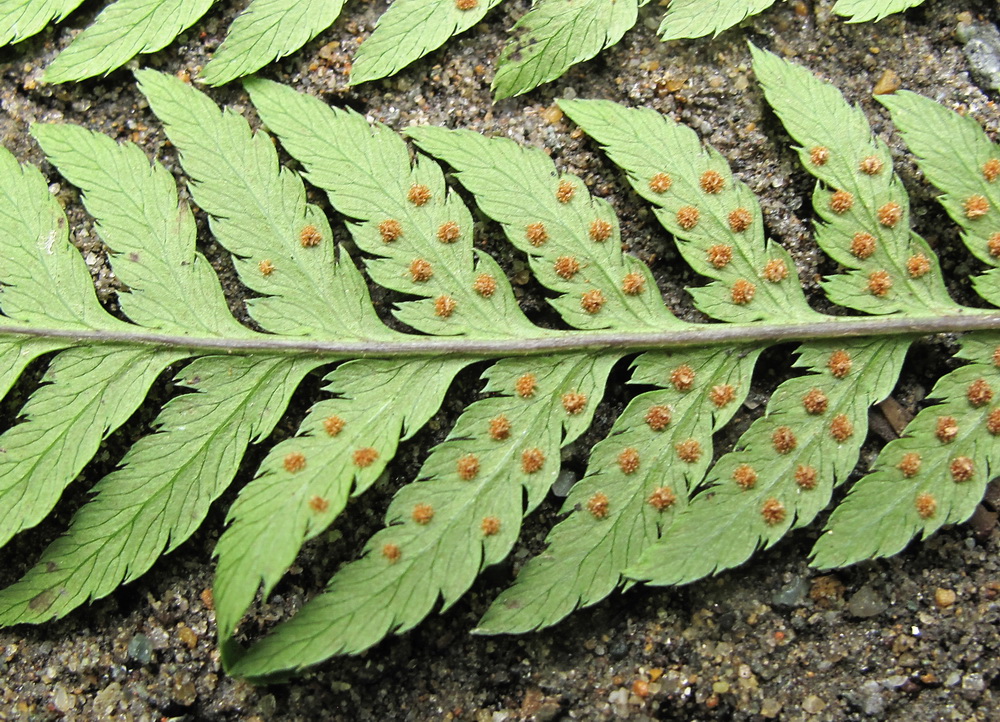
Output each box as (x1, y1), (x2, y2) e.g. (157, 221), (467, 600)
(2, 0), (1000, 720)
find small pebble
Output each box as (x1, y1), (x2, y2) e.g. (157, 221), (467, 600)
(848, 585), (887, 618)
(934, 587), (957, 608)
(802, 694), (826, 714)
(126, 633), (153, 665)
(873, 68), (901, 95)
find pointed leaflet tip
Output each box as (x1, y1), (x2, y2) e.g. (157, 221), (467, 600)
(350, 0), (501, 87)
(200, 0), (346, 86)
(42, 0), (216, 84)
(491, 0), (642, 100)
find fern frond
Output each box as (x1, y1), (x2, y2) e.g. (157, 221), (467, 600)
(658, 0), (776, 41)
(0, 0), (84, 45)
(350, 0), (504, 87)
(406, 123), (678, 330)
(42, 0), (218, 84)
(2, 52), (1000, 681)
(200, 0), (346, 87)
(492, 0), (644, 100)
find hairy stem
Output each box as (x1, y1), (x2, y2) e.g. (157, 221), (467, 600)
(3, 312), (1000, 359)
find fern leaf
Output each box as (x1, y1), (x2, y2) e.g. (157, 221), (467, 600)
(0, 0), (84, 45)
(406, 124), (679, 330)
(877, 90), (1000, 305)
(200, 0), (346, 86)
(752, 46), (954, 316)
(0, 354), (316, 623)
(351, 0), (504, 87)
(136, 71), (389, 341)
(3, 56), (1000, 680)
(812, 334), (1000, 567)
(42, 0), (218, 84)
(476, 346), (760, 634)
(658, 0), (776, 41)
(628, 48), (964, 586)
(28, 122), (248, 337)
(0, 140), (176, 547)
(229, 353), (617, 676)
(492, 0), (643, 100)
(212, 79), (542, 640)
(0, 145), (110, 330)
(832, 0), (926, 23)
(558, 98), (817, 323)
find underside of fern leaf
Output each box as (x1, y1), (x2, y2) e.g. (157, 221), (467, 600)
(0, 48), (998, 681)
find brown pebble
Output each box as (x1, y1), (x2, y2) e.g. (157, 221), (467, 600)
(873, 69), (901, 95)
(177, 624), (198, 649)
(934, 587), (957, 609)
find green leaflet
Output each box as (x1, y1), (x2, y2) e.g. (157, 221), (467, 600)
(229, 352), (618, 676)
(492, 0), (643, 100)
(878, 90), (1000, 305)
(813, 334), (1000, 567)
(558, 98), (817, 324)
(200, 0), (346, 86)
(212, 358), (468, 643)
(0, 0), (84, 45)
(0, 355), (313, 623)
(136, 70), (390, 341)
(833, 0), (927, 23)
(659, 0), (776, 41)
(351, 0), (505, 87)
(476, 346), (761, 634)
(752, 45), (954, 316)
(629, 337), (911, 585)
(43, 0), (218, 84)
(0, 347), (177, 549)
(406, 124), (679, 330)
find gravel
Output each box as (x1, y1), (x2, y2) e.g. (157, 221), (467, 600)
(2, 0), (1000, 720)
